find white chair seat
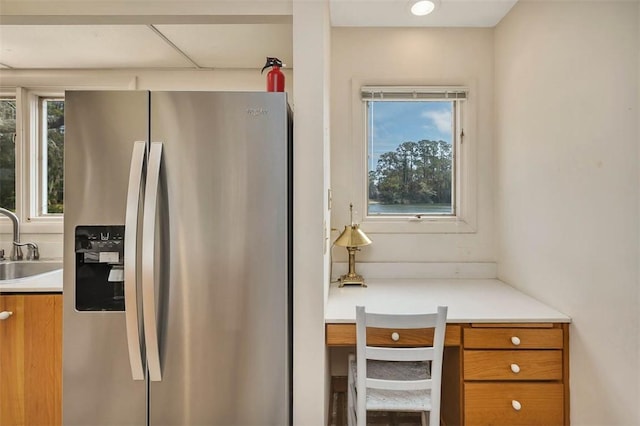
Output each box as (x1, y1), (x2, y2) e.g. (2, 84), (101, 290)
(353, 359), (431, 381)
(367, 388), (433, 412)
(349, 359), (433, 411)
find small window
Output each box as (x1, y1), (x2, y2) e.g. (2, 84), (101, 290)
(0, 98), (16, 211)
(38, 97), (64, 215)
(363, 87), (466, 218)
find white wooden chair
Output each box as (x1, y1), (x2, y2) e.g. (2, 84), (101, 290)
(347, 305), (448, 426)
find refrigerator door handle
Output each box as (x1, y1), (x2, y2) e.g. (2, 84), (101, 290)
(124, 141), (146, 381)
(142, 142), (163, 382)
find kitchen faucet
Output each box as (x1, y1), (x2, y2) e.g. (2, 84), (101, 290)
(0, 207), (39, 260)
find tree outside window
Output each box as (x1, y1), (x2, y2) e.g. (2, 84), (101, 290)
(0, 99), (16, 211)
(43, 99), (64, 214)
(367, 100), (455, 216)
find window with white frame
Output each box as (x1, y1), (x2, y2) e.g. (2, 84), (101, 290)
(358, 86), (475, 233)
(38, 96), (65, 214)
(0, 89), (64, 223)
(363, 86), (466, 217)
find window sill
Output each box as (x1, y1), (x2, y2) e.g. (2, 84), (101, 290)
(0, 218), (63, 235)
(361, 216), (476, 234)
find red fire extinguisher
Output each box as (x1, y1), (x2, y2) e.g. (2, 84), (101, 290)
(261, 57), (285, 92)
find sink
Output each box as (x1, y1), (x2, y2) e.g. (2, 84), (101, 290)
(0, 261), (63, 280)
(0, 260), (63, 292)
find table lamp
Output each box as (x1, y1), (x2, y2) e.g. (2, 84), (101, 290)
(334, 204), (372, 287)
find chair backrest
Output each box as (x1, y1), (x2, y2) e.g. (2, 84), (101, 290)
(355, 305), (448, 426)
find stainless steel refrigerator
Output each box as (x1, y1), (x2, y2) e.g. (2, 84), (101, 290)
(63, 91), (292, 425)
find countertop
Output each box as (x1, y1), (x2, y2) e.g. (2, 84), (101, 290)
(326, 278), (571, 323)
(0, 269), (63, 293)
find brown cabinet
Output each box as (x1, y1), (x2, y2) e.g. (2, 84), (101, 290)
(326, 321), (570, 425)
(0, 294), (62, 426)
(462, 324), (569, 426)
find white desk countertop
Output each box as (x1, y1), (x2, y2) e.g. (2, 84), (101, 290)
(326, 278), (571, 324)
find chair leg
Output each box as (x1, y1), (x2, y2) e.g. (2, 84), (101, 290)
(334, 377), (347, 426)
(421, 411), (428, 426)
(328, 378), (335, 426)
(329, 376), (348, 426)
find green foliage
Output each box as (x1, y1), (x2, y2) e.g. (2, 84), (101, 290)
(0, 99), (16, 210)
(370, 139), (452, 206)
(46, 100), (64, 213)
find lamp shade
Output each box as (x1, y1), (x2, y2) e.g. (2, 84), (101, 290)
(334, 224), (372, 247)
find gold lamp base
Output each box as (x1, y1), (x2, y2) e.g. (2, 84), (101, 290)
(337, 246), (367, 288)
(338, 273), (367, 287)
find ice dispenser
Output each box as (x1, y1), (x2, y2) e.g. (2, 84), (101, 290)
(75, 225), (126, 311)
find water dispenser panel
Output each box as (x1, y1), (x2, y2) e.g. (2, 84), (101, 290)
(75, 225), (125, 311)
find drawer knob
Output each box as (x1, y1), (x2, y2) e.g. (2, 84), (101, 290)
(512, 400), (522, 411)
(0, 311), (13, 320)
(510, 363), (521, 374)
(391, 332), (400, 341)
(511, 336), (521, 346)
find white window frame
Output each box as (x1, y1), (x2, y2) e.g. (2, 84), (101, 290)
(34, 92), (65, 219)
(350, 79), (478, 234)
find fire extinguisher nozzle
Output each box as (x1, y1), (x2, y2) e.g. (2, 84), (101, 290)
(261, 56), (283, 73)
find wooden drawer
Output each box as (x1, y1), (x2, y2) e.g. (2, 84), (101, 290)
(326, 323), (461, 346)
(464, 328), (563, 349)
(366, 326), (458, 347)
(464, 350), (563, 381)
(464, 382), (563, 425)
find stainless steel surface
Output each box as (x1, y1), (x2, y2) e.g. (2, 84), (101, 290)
(148, 92), (290, 425)
(0, 207), (23, 260)
(64, 90), (291, 425)
(0, 260), (61, 280)
(64, 90), (147, 426)
(124, 141), (146, 381)
(142, 142), (163, 382)
(13, 241), (39, 260)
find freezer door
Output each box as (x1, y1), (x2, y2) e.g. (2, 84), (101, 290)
(63, 91), (148, 425)
(148, 92), (291, 425)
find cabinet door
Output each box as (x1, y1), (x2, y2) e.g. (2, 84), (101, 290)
(0, 294), (62, 426)
(464, 382), (564, 425)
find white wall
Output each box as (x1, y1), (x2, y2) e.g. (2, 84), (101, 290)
(637, 4), (640, 416)
(292, 0), (331, 423)
(331, 27), (495, 263)
(0, 68), (293, 93)
(494, 2), (639, 424)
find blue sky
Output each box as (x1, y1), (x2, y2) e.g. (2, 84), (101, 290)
(368, 101), (452, 170)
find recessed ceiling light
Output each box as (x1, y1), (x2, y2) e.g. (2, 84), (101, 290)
(410, 0), (436, 16)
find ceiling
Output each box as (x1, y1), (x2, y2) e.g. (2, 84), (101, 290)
(0, 22), (294, 70)
(0, 0), (517, 70)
